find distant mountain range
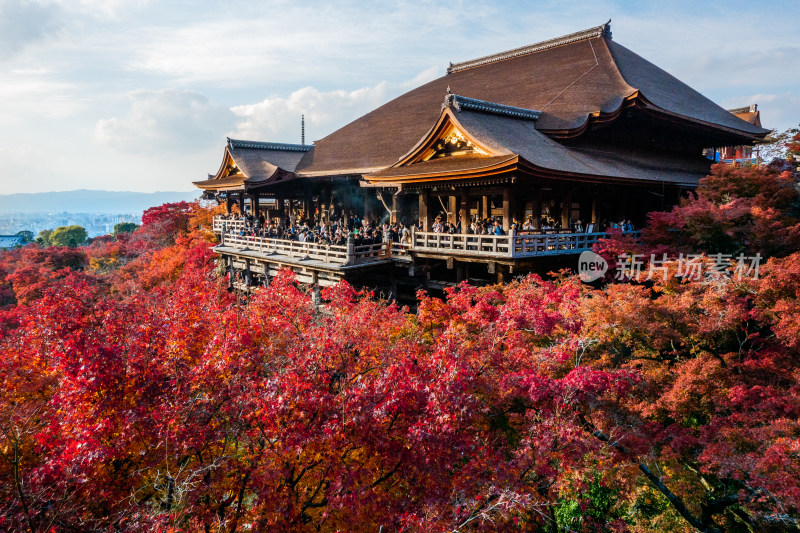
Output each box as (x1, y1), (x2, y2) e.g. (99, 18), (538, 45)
(0, 190), (201, 214)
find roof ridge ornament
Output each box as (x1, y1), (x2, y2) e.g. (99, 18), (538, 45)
(227, 138), (313, 152)
(447, 20), (612, 74)
(442, 92), (541, 120)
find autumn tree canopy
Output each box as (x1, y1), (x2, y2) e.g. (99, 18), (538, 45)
(1, 177), (799, 532)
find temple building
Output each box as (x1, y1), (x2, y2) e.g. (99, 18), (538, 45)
(194, 21), (769, 293)
(705, 104), (766, 165)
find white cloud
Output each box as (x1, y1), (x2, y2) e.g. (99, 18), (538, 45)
(0, 75), (82, 120)
(401, 66), (442, 89)
(74, 0), (150, 19)
(2, 0), (799, 196)
(231, 83), (395, 143)
(94, 89), (235, 154)
(0, 0), (62, 60)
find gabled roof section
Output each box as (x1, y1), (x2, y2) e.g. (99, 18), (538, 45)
(727, 104), (762, 128)
(194, 138), (312, 191)
(366, 105), (710, 187)
(605, 41), (770, 138)
(294, 22), (769, 177)
(392, 92), (539, 167)
(447, 20), (611, 74)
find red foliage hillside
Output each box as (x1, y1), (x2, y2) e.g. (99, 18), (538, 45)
(1, 178), (799, 532)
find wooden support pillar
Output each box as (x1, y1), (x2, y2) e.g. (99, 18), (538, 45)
(448, 196), (457, 225)
(533, 187), (542, 228)
(481, 195), (488, 220)
(502, 188), (512, 231)
(225, 194), (233, 214)
(363, 191), (372, 224)
(391, 194), (398, 224)
(251, 195), (259, 217)
(561, 190), (572, 230)
(591, 187), (597, 226)
(275, 197), (284, 225)
(304, 191), (313, 223)
(311, 271), (321, 308)
(459, 190), (469, 232)
(419, 190), (431, 231)
(237, 193), (245, 214)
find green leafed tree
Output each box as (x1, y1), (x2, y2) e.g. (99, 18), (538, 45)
(49, 225), (88, 247)
(15, 230), (34, 244)
(112, 222), (139, 236)
(36, 229), (53, 246)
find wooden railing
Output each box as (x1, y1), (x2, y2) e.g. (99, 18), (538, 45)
(511, 232), (606, 256)
(221, 234), (351, 264)
(213, 218), (246, 233)
(212, 217), (640, 264)
(413, 229), (641, 258)
(412, 232), (512, 256)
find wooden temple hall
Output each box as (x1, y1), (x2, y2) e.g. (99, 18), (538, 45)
(194, 21), (769, 293)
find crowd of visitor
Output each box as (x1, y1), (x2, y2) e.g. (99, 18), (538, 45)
(217, 210), (412, 246)
(217, 210), (635, 245)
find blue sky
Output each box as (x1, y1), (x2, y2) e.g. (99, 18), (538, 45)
(1, 0), (798, 194)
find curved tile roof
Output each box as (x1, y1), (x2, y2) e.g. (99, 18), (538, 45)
(368, 104), (710, 186)
(296, 22), (768, 175)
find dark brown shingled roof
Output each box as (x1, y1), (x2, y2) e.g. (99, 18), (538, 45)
(296, 22), (769, 176)
(604, 41), (768, 137)
(192, 175), (247, 189)
(227, 139), (308, 185)
(368, 106), (707, 186)
(368, 154), (517, 179)
(195, 139), (310, 191)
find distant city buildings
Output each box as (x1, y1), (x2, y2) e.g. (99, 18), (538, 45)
(0, 212), (141, 239)
(0, 235), (24, 249)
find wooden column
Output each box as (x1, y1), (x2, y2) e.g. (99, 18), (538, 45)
(502, 188), (512, 231)
(448, 196), (457, 224)
(481, 195), (488, 220)
(363, 191), (373, 225)
(419, 190), (431, 231)
(304, 191), (313, 223)
(225, 194), (233, 214)
(591, 187), (598, 226)
(238, 193), (245, 214)
(561, 190), (572, 230)
(391, 194), (398, 224)
(459, 190), (469, 231)
(276, 197), (284, 225)
(251, 194), (259, 217)
(533, 187), (542, 228)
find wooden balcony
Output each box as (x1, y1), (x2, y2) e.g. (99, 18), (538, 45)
(212, 217), (639, 267)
